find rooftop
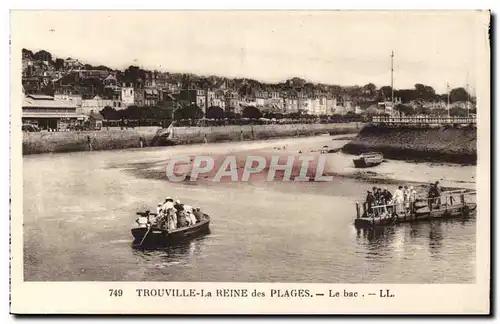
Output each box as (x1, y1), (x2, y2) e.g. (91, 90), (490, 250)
(23, 95), (78, 109)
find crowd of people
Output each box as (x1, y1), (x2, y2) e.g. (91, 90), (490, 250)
(364, 181), (445, 217)
(364, 185), (417, 216)
(136, 197), (204, 230)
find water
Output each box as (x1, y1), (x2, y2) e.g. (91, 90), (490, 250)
(23, 135), (476, 283)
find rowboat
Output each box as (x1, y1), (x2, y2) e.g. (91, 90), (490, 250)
(353, 152), (384, 168)
(131, 213), (211, 246)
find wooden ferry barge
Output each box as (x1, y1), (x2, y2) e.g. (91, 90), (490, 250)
(354, 189), (477, 228)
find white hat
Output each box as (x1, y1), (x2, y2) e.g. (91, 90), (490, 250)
(176, 199), (181, 204)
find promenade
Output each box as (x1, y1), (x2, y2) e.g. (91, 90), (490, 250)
(371, 116), (477, 126)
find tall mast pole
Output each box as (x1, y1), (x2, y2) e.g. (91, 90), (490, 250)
(447, 81), (450, 118)
(466, 72), (470, 118)
(391, 51), (394, 115)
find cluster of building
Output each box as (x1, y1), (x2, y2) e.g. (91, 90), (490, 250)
(21, 53), (368, 130)
(22, 50), (473, 131)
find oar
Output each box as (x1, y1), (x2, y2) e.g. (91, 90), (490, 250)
(139, 225), (152, 246)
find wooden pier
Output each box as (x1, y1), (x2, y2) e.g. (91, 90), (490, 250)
(354, 189), (477, 228)
(371, 116), (477, 127)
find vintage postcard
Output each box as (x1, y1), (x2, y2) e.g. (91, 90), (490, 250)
(10, 10), (490, 314)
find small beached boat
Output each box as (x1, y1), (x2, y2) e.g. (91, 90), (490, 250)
(353, 152), (384, 168)
(131, 213), (211, 246)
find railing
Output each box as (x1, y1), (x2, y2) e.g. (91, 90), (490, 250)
(371, 116), (477, 125)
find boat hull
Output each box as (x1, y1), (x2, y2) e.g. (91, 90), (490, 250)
(131, 214), (211, 246)
(353, 158), (382, 168)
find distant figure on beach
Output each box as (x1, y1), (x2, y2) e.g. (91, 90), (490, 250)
(139, 137), (144, 148)
(204, 134), (208, 144)
(87, 135), (93, 151)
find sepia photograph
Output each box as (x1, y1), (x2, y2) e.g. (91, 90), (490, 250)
(10, 9), (491, 314)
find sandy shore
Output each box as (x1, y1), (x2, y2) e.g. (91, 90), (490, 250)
(116, 134), (475, 193)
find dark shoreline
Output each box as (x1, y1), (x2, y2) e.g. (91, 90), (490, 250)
(341, 124), (477, 165)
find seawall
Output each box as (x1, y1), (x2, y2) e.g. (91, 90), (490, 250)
(22, 127), (161, 155)
(23, 123), (363, 155)
(342, 124), (477, 164)
(153, 123), (363, 146)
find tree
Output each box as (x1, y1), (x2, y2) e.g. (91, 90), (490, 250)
(363, 83), (377, 97)
(119, 105), (142, 120)
(394, 104), (415, 116)
(394, 89), (416, 103)
(54, 58), (64, 71)
(100, 106), (118, 120)
(413, 84), (436, 101)
(206, 106), (225, 119)
(450, 107), (467, 117)
(33, 50), (52, 62)
(379, 86), (392, 100)
(124, 65), (147, 87)
(95, 65), (112, 71)
(242, 106), (262, 119)
(22, 48), (34, 58)
(174, 104), (204, 120)
(450, 87), (470, 103)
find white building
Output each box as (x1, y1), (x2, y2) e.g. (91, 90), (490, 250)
(54, 93), (83, 108)
(121, 87), (135, 107)
(81, 96), (117, 115)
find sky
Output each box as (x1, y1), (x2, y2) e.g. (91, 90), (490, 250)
(11, 10), (489, 94)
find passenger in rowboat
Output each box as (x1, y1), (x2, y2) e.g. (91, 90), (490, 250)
(193, 207), (204, 222)
(157, 197), (177, 230)
(174, 200), (197, 227)
(136, 210), (151, 228)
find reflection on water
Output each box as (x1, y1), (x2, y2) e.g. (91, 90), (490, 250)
(353, 218), (475, 282)
(23, 137), (476, 283)
(132, 236), (208, 264)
